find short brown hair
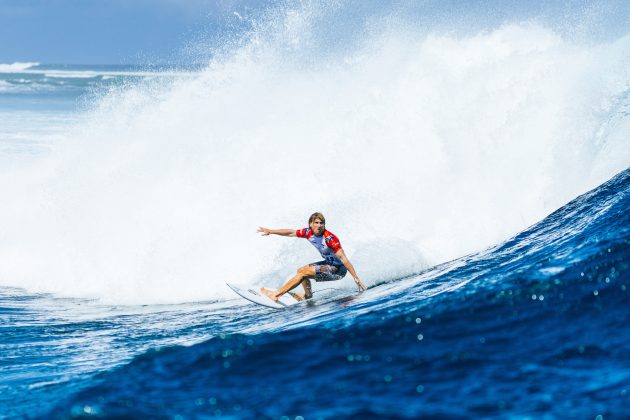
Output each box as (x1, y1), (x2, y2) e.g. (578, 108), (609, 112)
(308, 212), (325, 225)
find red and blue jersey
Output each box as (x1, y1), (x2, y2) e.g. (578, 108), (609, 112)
(296, 228), (343, 266)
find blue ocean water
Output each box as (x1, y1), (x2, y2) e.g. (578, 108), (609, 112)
(2, 2), (630, 419)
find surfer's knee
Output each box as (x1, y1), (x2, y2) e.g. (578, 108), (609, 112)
(297, 266), (313, 277)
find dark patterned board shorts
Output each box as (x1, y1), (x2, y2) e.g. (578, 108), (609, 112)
(309, 261), (348, 282)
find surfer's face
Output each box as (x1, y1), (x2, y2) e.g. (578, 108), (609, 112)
(310, 218), (325, 235)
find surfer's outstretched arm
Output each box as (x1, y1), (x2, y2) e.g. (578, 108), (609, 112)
(258, 227), (297, 237)
(335, 249), (367, 291)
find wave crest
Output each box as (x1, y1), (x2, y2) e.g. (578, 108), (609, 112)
(0, 62), (40, 73)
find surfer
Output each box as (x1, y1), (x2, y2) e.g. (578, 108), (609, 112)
(258, 212), (366, 301)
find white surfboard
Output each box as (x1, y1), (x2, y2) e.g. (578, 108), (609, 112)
(227, 283), (302, 309)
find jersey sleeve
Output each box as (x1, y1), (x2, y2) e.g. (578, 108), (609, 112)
(296, 228), (310, 238)
(324, 232), (342, 253)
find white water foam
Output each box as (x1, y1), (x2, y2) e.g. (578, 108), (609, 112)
(0, 8), (629, 304)
(0, 62), (40, 72)
(0, 62), (191, 79)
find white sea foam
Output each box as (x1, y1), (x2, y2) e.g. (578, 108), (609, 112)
(0, 62), (190, 79)
(0, 62), (40, 72)
(27, 69), (190, 79)
(44, 72), (99, 79)
(0, 79), (38, 93)
(0, 6), (629, 304)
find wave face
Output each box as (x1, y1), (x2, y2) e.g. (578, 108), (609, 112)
(39, 168), (629, 418)
(0, 3), (629, 304)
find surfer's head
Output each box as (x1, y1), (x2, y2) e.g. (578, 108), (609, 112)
(308, 212), (326, 236)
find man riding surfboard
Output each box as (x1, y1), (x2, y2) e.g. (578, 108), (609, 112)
(258, 212), (366, 301)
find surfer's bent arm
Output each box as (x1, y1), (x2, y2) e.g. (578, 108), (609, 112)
(257, 227), (296, 237)
(335, 249), (367, 291)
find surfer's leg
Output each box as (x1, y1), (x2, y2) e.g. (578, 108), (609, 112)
(273, 265), (316, 299)
(300, 278), (313, 299)
(286, 279), (313, 301)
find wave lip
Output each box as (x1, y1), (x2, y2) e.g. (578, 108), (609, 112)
(0, 62), (40, 73)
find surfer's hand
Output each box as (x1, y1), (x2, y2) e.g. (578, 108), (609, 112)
(258, 227), (271, 236)
(355, 278), (366, 292)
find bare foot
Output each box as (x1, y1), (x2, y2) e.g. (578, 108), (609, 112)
(260, 287), (278, 301)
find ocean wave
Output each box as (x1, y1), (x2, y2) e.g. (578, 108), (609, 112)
(2, 16), (629, 304)
(0, 77), (84, 93)
(7, 67), (193, 79)
(42, 168), (630, 418)
(0, 62), (40, 73)
(1, 2), (629, 418)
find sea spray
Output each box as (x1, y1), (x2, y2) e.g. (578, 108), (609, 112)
(0, 4), (629, 303)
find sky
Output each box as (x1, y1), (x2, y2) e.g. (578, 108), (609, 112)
(0, 0), (263, 65)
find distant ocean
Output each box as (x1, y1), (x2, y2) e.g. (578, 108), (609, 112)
(1, 2), (629, 418)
